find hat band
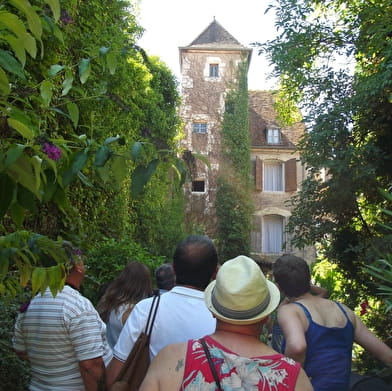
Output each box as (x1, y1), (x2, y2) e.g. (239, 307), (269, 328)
(211, 287), (271, 320)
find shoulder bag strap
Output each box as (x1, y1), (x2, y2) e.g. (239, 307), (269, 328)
(200, 338), (223, 391)
(144, 289), (160, 337)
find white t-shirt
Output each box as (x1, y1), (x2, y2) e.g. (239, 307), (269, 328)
(106, 303), (133, 348)
(13, 285), (113, 391)
(113, 286), (216, 360)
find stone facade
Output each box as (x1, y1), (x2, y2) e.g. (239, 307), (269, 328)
(179, 19), (315, 263)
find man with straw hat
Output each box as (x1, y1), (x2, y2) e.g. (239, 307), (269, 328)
(139, 255), (313, 391)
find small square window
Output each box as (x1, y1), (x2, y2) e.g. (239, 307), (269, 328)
(209, 64), (219, 78)
(193, 123), (207, 133)
(266, 128), (281, 144)
(192, 180), (205, 192)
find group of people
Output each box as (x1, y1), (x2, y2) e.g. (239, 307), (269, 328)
(12, 236), (392, 390)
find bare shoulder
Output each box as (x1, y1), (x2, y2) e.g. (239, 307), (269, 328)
(139, 342), (187, 391)
(295, 367), (314, 391)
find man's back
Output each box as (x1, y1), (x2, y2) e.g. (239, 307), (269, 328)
(13, 285), (112, 390)
(113, 286), (216, 360)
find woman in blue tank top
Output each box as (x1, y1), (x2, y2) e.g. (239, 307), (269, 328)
(273, 254), (392, 391)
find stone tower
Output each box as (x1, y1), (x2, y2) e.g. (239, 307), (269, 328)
(179, 18), (252, 235)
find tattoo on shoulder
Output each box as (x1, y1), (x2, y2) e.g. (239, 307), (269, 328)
(175, 359), (184, 371)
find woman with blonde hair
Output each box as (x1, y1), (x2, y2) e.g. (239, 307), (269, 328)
(97, 261), (152, 348)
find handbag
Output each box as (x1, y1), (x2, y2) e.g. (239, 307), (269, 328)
(110, 290), (160, 391)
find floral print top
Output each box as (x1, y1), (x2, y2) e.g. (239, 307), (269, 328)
(181, 335), (300, 391)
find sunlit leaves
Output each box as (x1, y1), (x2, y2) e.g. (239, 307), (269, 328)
(78, 58), (91, 84)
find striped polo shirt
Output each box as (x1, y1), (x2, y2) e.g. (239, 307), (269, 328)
(13, 285), (112, 390)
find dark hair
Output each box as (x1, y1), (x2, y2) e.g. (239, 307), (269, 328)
(272, 254), (311, 297)
(155, 263), (175, 291)
(173, 235), (218, 290)
(97, 261), (152, 322)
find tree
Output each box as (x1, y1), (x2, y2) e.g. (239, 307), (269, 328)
(0, 0), (187, 297)
(257, 0), (392, 370)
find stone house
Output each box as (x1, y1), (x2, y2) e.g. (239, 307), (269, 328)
(179, 18), (315, 263)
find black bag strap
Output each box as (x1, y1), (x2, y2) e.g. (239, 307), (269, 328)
(144, 289), (160, 337)
(200, 338), (223, 391)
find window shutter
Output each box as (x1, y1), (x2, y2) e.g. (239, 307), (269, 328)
(251, 215), (262, 253)
(255, 156), (262, 191)
(285, 158), (297, 192)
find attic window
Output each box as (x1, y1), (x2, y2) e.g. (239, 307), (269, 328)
(209, 64), (219, 78)
(266, 128), (281, 144)
(192, 180), (205, 193)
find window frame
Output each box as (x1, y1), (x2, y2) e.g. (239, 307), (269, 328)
(193, 122), (207, 134)
(266, 128), (281, 145)
(263, 160), (284, 192)
(262, 214), (284, 254)
(209, 63), (219, 78)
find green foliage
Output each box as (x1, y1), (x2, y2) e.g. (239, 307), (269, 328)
(0, 296), (31, 391)
(258, 0), (392, 373)
(216, 61), (253, 262)
(82, 237), (165, 305)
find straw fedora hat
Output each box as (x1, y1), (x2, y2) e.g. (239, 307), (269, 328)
(204, 255), (280, 325)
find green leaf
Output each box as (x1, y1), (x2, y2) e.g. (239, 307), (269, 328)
(3, 34), (26, 67)
(106, 51), (117, 75)
(20, 262), (32, 287)
(78, 58), (91, 84)
(99, 46), (110, 56)
(48, 64), (64, 78)
(66, 102), (79, 128)
(0, 67), (10, 95)
(0, 49), (26, 80)
(131, 159), (159, 198)
(31, 267), (46, 296)
(94, 145), (111, 167)
(104, 135), (121, 145)
(0, 174), (14, 219)
(30, 155), (42, 193)
(61, 69), (74, 96)
(40, 79), (53, 106)
(71, 150), (89, 174)
(131, 141), (143, 161)
(0, 11), (27, 40)
(45, 0), (61, 21)
(21, 31), (37, 58)
(47, 265), (64, 296)
(17, 184), (38, 214)
(6, 154), (41, 200)
(0, 256), (9, 282)
(10, 0), (43, 40)
(111, 155), (128, 184)
(5, 143), (26, 167)
(10, 202), (25, 227)
(7, 118), (35, 140)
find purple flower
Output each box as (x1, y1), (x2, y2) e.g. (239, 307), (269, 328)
(42, 142), (62, 161)
(60, 9), (73, 26)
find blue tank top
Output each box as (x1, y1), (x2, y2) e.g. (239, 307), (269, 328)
(292, 301), (354, 391)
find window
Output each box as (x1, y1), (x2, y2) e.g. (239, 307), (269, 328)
(193, 123), (207, 134)
(209, 64), (219, 78)
(264, 161), (283, 191)
(263, 215), (284, 253)
(192, 180), (205, 192)
(266, 128), (281, 144)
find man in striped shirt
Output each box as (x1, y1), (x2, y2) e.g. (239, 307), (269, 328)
(13, 242), (112, 391)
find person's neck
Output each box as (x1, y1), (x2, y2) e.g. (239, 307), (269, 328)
(214, 323), (262, 339)
(287, 291), (312, 302)
(177, 284), (204, 291)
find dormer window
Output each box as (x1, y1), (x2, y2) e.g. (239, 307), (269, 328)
(209, 64), (219, 78)
(266, 128), (281, 144)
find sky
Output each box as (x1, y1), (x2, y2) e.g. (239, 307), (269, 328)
(136, 0), (279, 91)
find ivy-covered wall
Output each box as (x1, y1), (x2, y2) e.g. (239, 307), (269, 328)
(216, 61), (254, 262)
